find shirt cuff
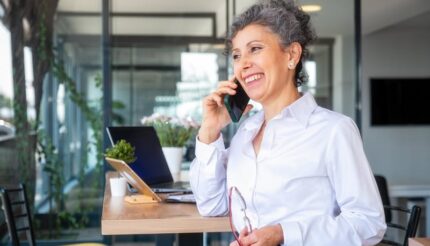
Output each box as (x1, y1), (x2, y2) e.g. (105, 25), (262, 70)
(195, 134), (225, 165)
(280, 221), (303, 246)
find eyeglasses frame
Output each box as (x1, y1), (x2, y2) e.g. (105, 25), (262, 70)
(228, 186), (253, 245)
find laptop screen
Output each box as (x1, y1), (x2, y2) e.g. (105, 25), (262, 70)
(106, 126), (173, 185)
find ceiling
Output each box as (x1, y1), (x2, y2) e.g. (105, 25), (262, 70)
(361, 0), (430, 34)
(56, 0), (430, 38)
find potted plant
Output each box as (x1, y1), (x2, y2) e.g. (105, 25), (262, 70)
(141, 113), (198, 181)
(105, 139), (137, 196)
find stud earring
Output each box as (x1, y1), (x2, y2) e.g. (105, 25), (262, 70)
(288, 61), (295, 69)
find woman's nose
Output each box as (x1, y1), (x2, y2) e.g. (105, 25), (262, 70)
(240, 55), (252, 71)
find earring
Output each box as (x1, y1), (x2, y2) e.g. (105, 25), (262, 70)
(288, 61), (295, 69)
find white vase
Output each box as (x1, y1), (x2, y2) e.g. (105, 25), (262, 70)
(162, 147), (183, 182)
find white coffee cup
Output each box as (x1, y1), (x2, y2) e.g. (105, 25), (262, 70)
(110, 176), (127, 197)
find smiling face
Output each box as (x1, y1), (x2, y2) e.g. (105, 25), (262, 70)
(232, 24), (296, 106)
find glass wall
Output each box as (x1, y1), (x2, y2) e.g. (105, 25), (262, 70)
(110, 0), (228, 127)
(34, 0), (104, 241)
(0, 23), (13, 137)
(110, 46), (225, 126)
(0, 20), (13, 233)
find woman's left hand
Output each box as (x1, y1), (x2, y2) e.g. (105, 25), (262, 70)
(229, 224), (284, 246)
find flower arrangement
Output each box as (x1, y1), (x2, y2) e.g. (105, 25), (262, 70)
(141, 113), (199, 147)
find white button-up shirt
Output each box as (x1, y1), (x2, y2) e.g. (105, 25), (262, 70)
(190, 92), (386, 246)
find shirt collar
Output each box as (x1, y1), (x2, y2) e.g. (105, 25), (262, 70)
(242, 92), (318, 131)
(242, 110), (265, 131)
(283, 92), (318, 128)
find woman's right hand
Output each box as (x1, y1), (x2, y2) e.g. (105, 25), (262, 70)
(198, 77), (252, 144)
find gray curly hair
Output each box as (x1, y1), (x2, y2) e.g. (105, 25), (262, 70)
(226, 0), (316, 86)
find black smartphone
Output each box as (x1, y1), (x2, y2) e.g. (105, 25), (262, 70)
(224, 79), (250, 122)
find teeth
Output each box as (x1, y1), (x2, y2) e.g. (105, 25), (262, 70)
(245, 74), (263, 83)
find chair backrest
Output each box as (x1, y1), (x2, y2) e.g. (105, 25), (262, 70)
(375, 175), (392, 222)
(380, 205), (421, 246)
(0, 184), (36, 246)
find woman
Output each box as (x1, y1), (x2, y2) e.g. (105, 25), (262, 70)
(190, 0), (386, 245)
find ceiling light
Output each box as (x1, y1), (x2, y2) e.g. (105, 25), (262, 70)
(301, 4), (322, 13)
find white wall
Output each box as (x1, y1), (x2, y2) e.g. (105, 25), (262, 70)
(362, 26), (430, 185)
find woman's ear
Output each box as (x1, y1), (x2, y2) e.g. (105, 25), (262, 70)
(287, 42), (302, 69)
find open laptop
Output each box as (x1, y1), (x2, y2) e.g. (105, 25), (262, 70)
(106, 126), (191, 193)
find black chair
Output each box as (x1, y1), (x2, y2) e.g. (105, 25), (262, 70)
(374, 175), (422, 246)
(380, 205), (421, 246)
(375, 175), (392, 222)
(1, 184), (105, 246)
(0, 184), (35, 246)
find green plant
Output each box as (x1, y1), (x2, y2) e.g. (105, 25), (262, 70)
(141, 114), (198, 147)
(105, 139), (137, 164)
(153, 122), (195, 147)
(37, 130), (86, 236)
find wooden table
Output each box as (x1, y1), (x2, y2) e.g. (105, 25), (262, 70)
(409, 238), (430, 246)
(101, 172), (230, 244)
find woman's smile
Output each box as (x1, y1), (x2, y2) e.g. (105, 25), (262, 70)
(243, 73), (264, 88)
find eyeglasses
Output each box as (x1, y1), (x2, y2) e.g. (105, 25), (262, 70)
(228, 186), (253, 246)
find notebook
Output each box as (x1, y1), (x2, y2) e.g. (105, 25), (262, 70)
(106, 126), (191, 193)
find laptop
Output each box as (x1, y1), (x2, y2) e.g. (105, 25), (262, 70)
(106, 126), (191, 193)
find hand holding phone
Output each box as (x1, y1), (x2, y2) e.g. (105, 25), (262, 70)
(224, 79), (250, 122)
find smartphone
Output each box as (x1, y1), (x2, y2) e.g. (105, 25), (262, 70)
(224, 79), (250, 122)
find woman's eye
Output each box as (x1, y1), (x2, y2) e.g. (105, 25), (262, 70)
(251, 46), (262, 52)
(232, 54), (240, 60)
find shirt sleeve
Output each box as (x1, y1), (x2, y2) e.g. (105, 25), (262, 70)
(280, 117), (386, 246)
(189, 134), (229, 217)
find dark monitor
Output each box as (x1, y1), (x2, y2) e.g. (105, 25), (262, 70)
(106, 126), (174, 185)
(371, 78), (430, 125)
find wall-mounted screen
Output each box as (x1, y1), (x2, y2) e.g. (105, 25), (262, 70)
(371, 78), (430, 125)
